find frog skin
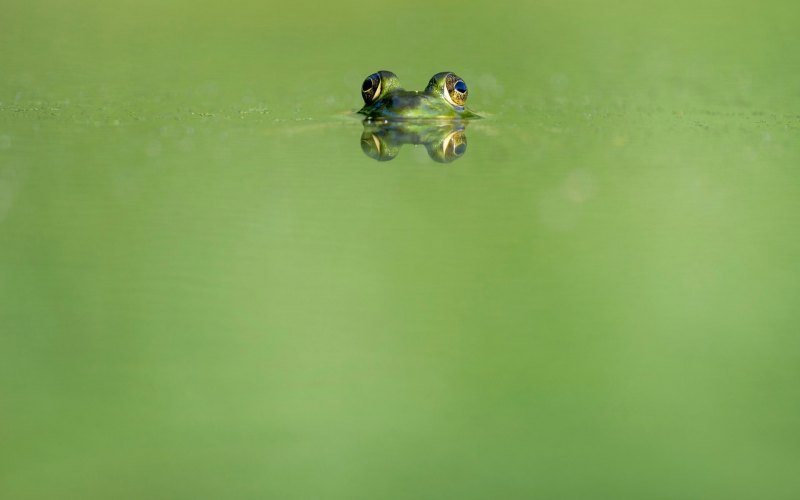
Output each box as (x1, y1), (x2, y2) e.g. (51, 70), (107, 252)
(360, 121), (469, 163)
(358, 71), (479, 120)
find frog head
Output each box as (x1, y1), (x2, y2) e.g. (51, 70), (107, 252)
(358, 71), (479, 120)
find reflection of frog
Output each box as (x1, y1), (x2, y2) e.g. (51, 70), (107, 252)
(360, 121), (469, 163)
(358, 71), (479, 120)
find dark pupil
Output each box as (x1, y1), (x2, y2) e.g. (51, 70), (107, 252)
(454, 80), (467, 93)
(362, 78), (373, 92)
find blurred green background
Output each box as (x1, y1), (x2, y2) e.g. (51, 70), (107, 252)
(2, 0), (799, 498)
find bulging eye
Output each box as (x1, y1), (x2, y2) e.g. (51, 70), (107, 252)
(361, 73), (382, 104)
(444, 73), (468, 107)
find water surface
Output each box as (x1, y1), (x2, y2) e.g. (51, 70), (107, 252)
(2, 1), (799, 498)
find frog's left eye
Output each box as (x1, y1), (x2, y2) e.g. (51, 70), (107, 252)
(362, 73), (382, 104)
(443, 74), (468, 107)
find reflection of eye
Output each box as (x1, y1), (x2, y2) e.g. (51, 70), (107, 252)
(360, 131), (400, 161)
(444, 73), (468, 107)
(435, 129), (467, 162)
(361, 73), (382, 104)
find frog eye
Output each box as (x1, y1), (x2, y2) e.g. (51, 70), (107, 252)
(444, 74), (468, 107)
(361, 73), (382, 104)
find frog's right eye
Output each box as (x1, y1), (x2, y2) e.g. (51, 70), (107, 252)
(361, 73), (382, 104)
(444, 74), (468, 107)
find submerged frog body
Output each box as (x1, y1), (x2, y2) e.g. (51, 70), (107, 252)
(358, 71), (479, 120)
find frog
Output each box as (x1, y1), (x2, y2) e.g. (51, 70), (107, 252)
(358, 71), (479, 120)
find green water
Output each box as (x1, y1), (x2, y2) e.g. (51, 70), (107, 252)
(2, 0), (799, 498)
